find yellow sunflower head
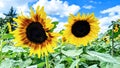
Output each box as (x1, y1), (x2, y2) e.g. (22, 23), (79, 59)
(13, 6), (59, 58)
(7, 22), (12, 33)
(63, 13), (100, 46)
(102, 35), (110, 44)
(113, 24), (119, 32)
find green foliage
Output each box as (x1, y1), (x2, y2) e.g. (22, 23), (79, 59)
(50, 21), (59, 32)
(87, 51), (120, 64)
(37, 62), (45, 68)
(88, 64), (98, 68)
(61, 49), (83, 57)
(69, 59), (80, 68)
(0, 7), (17, 33)
(55, 64), (65, 68)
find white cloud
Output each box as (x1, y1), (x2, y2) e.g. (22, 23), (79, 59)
(54, 22), (65, 32)
(0, 13), (5, 18)
(83, 5), (94, 9)
(33, 0), (80, 18)
(16, 5), (29, 12)
(51, 17), (59, 22)
(89, 0), (101, 4)
(0, 0), (37, 17)
(0, 1), (4, 8)
(99, 5), (120, 33)
(100, 5), (120, 16)
(47, 16), (59, 22)
(0, 0), (80, 23)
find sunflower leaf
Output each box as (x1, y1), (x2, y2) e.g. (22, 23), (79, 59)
(55, 64), (65, 68)
(88, 64), (98, 68)
(26, 65), (37, 68)
(37, 62), (45, 68)
(100, 61), (120, 68)
(0, 58), (13, 68)
(2, 46), (26, 52)
(87, 51), (120, 64)
(61, 49), (83, 57)
(1, 34), (13, 39)
(50, 21), (59, 32)
(69, 59), (80, 68)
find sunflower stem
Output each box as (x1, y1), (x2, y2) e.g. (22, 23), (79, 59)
(0, 40), (2, 63)
(111, 21), (115, 56)
(45, 56), (50, 68)
(76, 47), (79, 68)
(76, 56), (79, 68)
(83, 46), (87, 54)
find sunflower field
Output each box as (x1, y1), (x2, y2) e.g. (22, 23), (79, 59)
(0, 6), (120, 68)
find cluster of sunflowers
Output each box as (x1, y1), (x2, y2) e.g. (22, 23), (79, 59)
(12, 6), (100, 58)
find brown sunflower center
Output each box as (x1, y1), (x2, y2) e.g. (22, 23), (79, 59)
(71, 20), (90, 37)
(26, 22), (47, 44)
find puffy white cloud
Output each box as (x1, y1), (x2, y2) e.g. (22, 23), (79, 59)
(33, 0), (80, 17)
(99, 5), (120, 33)
(54, 22), (65, 32)
(0, 0), (37, 17)
(100, 5), (120, 16)
(89, 0), (101, 4)
(0, 1), (4, 8)
(83, 5), (94, 9)
(99, 15), (120, 33)
(47, 16), (59, 22)
(0, 13), (5, 18)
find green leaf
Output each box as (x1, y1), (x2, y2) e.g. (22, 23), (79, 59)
(2, 46), (26, 52)
(88, 64), (98, 68)
(0, 58), (32, 68)
(55, 64), (65, 68)
(52, 21), (59, 25)
(50, 21), (59, 32)
(87, 51), (120, 64)
(100, 62), (113, 68)
(61, 49), (83, 57)
(113, 63), (120, 68)
(62, 44), (76, 50)
(19, 59), (32, 68)
(81, 54), (98, 61)
(59, 29), (64, 34)
(37, 62), (45, 68)
(69, 59), (80, 68)
(108, 28), (120, 38)
(0, 58), (13, 68)
(1, 34), (13, 39)
(64, 57), (73, 63)
(26, 65), (37, 68)
(100, 61), (120, 68)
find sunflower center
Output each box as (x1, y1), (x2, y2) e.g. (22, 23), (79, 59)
(26, 22), (47, 44)
(71, 20), (90, 37)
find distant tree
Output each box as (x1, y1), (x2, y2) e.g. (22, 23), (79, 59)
(0, 18), (5, 26)
(3, 6), (17, 18)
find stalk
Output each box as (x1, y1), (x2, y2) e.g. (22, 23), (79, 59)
(45, 56), (50, 68)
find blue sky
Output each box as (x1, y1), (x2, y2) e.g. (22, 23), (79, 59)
(0, 0), (120, 33)
(62, 0), (120, 17)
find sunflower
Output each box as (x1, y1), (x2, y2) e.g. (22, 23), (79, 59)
(63, 13), (100, 46)
(102, 35), (110, 44)
(13, 6), (59, 58)
(113, 24), (119, 32)
(7, 22), (12, 33)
